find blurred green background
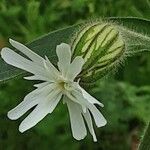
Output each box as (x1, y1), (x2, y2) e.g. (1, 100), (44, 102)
(0, 0), (150, 150)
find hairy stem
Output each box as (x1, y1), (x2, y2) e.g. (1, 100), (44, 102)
(138, 122), (150, 150)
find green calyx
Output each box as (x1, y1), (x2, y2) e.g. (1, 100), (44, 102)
(72, 22), (125, 83)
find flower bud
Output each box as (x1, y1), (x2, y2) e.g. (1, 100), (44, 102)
(72, 22), (125, 83)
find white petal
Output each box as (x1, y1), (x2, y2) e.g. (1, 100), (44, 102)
(56, 43), (71, 76)
(82, 109), (97, 142)
(8, 83), (56, 120)
(71, 88), (92, 107)
(66, 56), (84, 81)
(34, 82), (49, 88)
(31, 83), (56, 97)
(45, 56), (60, 76)
(68, 88), (107, 128)
(48, 92), (62, 113)
(19, 90), (62, 133)
(1, 48), (45, 75)
(8, 89), (42, 120)
(65, 90), (87, 110)
(88, 104), (107, 128)
(24, 61), (58, 82)
(1, 48), (36, 72)
(24, 75), (50, 81)
(19, 103), (49, 133)
(77, 84), (104, 107)
(66, 100), (87, 140)
(43, 58), (60, 80)
(62, 95), (67, 104)
(9, 39), (44, 65)
(8, 94), (39, 120)
(1, 48), (54, 82)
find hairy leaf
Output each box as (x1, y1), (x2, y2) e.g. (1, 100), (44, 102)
(0, 17), (150, 82)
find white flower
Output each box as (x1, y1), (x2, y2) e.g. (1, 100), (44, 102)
(1, 39), (107, 142)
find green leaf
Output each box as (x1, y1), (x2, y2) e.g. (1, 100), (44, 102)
(0, 17), (150, 82)
(109, 17), (150, 36)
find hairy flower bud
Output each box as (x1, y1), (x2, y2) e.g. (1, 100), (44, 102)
(72, 22), (125, 83)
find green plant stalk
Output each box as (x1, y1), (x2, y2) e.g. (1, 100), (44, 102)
(138, 122), (150, 150)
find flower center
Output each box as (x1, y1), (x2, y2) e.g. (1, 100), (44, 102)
(58, 80), (73, 91)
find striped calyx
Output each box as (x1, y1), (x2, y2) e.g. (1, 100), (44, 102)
(72, 22), (125, 83)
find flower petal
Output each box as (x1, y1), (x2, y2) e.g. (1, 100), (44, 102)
(65, 90), (86, 112)
(82, 109), (97, 142)
(88, 104), (107, 128)
(70, 90), (88, 111)
(19, 104), (48, 133)
(34, 82), (50, 88)
(66, 100), (87, 140)
(9, 39), (44, 65)
(56, 43), (71, 76)
(45, 56), (60, 76)
(43, 58), (60, 80)
(1, 48), (36, 72)
(7, 83), (56, 120)
(19, 91), (62, 133)
(70, 88), (107, 128)
(77, 84), (104, 107)
(1, 47), (55, 82)
(48, 92), (62, 113)
(8, 94), (39, 120)
(66, 56), (84, 81)
(1, 48), (45, 75)
(24, 75), (50, 81)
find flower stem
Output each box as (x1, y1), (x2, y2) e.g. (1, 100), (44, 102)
(138, 122), (150, 150)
